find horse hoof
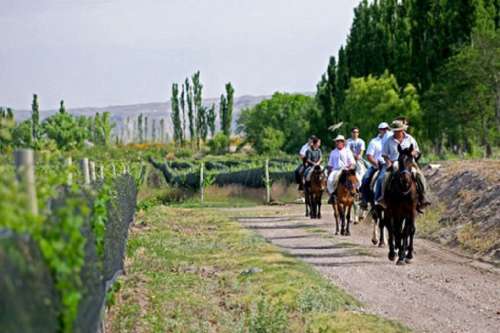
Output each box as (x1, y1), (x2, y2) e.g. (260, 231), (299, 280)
(388, 253), (396, 261)
(396, 259), (406, 266)
(335, 231), (339, 235)
(371, 239), (378, 245)
(405, 258), (412, 264)
(345, 231), (351, 236)
(378, 242), (385, 248)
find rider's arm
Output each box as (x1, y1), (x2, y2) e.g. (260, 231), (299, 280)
(367, 154), (378, 168)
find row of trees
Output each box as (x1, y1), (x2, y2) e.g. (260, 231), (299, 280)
(315, 0), (499, 156)
(0, 95), (114, 152)
(170, 71), (234, 149)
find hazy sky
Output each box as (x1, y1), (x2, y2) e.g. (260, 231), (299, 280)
(1, 0), (359, 109)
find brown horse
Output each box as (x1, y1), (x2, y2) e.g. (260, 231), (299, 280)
(332, 169), (359, 235)
(385, 144), (419, 265)
(305, 165), (327, 219)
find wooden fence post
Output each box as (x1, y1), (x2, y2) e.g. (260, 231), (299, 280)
(99, 164), (104, 180)
(200, 162), (204, 203)
(89, 161), (96, 182)
(80, 158), (90, 185)
(265, 159), (271, 204)
(14, 149), (38, 215)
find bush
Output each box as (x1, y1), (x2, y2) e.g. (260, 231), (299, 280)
(208, 133), (230, 155)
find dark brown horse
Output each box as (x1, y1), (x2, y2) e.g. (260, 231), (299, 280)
(332, 169), (359, 235)
(305, 165), (327, 219)
(385, 144), (419, 265)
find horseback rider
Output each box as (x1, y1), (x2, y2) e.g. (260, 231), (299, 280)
(359, 122), (390, 209)
(377, 120), (430, 212)
(295, 135), (316, 190)
(347, 127), (366, 166)
(304, 136), (322, 183)
(327, 135), (355, 204)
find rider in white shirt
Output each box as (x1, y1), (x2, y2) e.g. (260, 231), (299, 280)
(327, 135), (355, 203)
(359, 122), (389, 208)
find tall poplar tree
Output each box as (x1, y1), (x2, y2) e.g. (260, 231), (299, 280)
(170, 83), (182, 144)
(31, 94), (40, 144)
(185, 78), (194, 142)
(223, 82), (234, 137)
(207, 103), (216, 137)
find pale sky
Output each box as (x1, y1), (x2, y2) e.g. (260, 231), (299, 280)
(0, 0), (359, 109)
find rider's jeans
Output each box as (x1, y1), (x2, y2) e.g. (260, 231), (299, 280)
(360, 166), (377, 202)
(374, 165), (387, 202)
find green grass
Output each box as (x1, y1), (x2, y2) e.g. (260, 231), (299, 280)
(108, 205), (409, 332)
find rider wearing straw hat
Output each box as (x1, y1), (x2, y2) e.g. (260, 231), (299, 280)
(377, 119), (430, 212)
(327, 135), (355, 204)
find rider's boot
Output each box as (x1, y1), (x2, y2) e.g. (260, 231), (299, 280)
(328, 193), (336, 204)
(417, 192), (431, 214)
(375, 197), (386, 209)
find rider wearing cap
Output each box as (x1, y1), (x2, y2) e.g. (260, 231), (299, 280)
(359, 122), (390, 209)
(304, 136), (322, 182)
(327, 135), (355, 204)
(377, 119), (430, 212)
(295, 135), (317, 189)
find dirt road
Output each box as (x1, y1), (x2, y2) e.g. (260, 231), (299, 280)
(230, 205), (500, 333)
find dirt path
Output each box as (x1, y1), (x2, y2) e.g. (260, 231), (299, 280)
(229, 205), (500, 333)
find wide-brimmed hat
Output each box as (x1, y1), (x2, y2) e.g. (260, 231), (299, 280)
(378, 122), (389, 129)
(390, 120), (408, 131)
(333, 135), (345, 142)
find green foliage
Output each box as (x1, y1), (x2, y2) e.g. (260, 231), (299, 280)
(171, 83), (183, 145)
(91, 183), (113, 258)
(0, 107), (15, 152)
(219, 94), (228, 136)
(185, 78), (195, 142)
(11, 120), (33, 148)
(31, 94), (40, 143)
(238, 93), (318, 154)
(41, 112), (89, 150)
(207, 103), (216, 138)
(422, 30), (500, 156)
(247, 297), (288, 333)
(223, 82), (235, 137)
(92, 112), (113, 146)
(342, 71), (422, 140)
(208, 133), (230, 155)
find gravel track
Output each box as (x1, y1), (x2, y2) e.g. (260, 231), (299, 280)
(230, 205), (500, 333)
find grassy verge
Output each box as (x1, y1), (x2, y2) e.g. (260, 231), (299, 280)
(107, 206), (408, 332)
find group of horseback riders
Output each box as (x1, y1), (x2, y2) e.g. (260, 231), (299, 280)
(296, 117), (430, 213)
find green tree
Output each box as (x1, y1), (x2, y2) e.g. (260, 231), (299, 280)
(238, 93), (317, 154)
(180, 84), (186, 143)
(0, 107), (15, 152)
(192, 71), (204, 148)
(343, 72), (422, 141)
(207, 103), (216, 137)
(185, 78), (195, 142)
(31, 94), (40, 144)
(223, 82), (234, 137)
(208, 132), (229, 155)
(219, 94), (227, 136)
(59, 100), (66, 114)
(315, 56), (337, 140)
(170, 84), (182, 145)
(138, 113), (144, 143)
(41, 112), (90, 150)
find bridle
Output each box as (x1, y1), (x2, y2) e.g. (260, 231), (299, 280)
(397, 155), (414, 195)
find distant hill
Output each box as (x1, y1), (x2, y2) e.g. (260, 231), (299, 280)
(11, 95), (271, 135)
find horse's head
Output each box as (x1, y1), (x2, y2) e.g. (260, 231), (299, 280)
(342, 169), (359, 197)
(311, 165), (326, 191)
(397, 144), (416, 193)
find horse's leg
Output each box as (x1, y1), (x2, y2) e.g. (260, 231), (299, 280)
(386, 215), (396, 261)
(345, 205), (352, 236)
(339, 205), (346, 235)
(396, 218), (406, 265)
(371, 211), (378, 245)
(378, 208), (385, 247)
(333, 204), (340, 235)
(317, 193), (322, 219)
(304, 188), (310, 217)
(406, 213), (416, 262)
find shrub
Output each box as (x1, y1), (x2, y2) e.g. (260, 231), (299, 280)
(208, 133), (230, 155)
